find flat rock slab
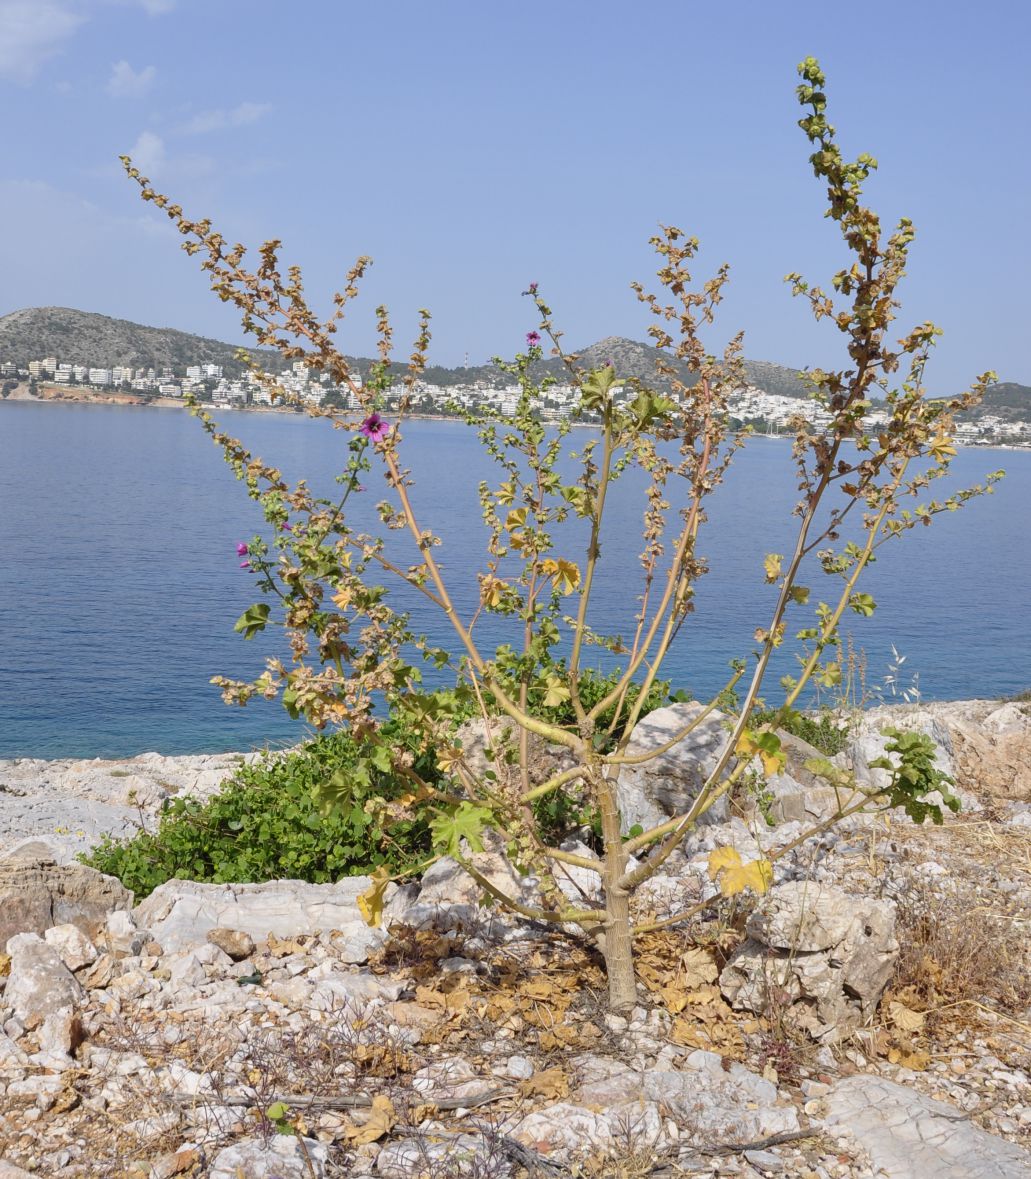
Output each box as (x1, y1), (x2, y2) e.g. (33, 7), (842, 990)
(823, 1074), (1031, 1179)
(133, 876), (398, 956)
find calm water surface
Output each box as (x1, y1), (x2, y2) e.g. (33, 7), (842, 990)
(1, 401), (1027, 758)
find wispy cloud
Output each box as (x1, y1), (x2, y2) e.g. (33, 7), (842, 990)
(106, 59), (156, 98)
(105, 0), (176, 15)
(0, 0), (85, 82)
(180, 101), (272, 136)
(127, 130), (165, 176)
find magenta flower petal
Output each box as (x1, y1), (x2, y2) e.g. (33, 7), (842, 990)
(359, 413), (390, 442)
(236, 542), (249, 556)
(527, 330), (541, 347)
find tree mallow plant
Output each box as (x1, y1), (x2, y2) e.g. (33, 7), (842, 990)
(123, 60), (1000, 1009)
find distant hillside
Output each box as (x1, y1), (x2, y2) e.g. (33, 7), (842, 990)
(0, 308), (810, 398)
(959, 381), (1031, 424)
(400, 334), (811, 397)
(0, 307), (285, 377)
(4, 309), (1020, 419)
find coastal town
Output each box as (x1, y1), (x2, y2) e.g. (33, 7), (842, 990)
(3, 351), (1029, 446)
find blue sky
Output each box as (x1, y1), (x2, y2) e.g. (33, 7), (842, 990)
(1, 0), (1028, 389)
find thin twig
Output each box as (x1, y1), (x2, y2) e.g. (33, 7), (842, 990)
(167, 1087), (516, 1112)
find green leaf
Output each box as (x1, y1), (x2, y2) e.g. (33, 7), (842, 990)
(368, 743), (392, 773)
(429, 802), (495, 857)
(233, 602), (270, 639)
(849, 592), (877, 617)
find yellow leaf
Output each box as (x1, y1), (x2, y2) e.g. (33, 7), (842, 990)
(331, 585), (352, 610)
(343, 1094), (396, 1144)
(735, 731), (786, 776)
(415, 984), (471, 1014)
(356, 865), (391, 928)
(888, 1000), (926, 1033)
(928, 432), (957, 462)
(542, 673), (571, 709)
(763, 553), (783, 583)
(540, 557), (581, 594)
(436, 746), (463, 772)
(709, 849), (774, 897)
(505, 507), (528, 530)
(480, 575), (506, 608)
(707, 846), (742, 881)
(518, 1068), (569, 1100)
(680, 947), (719, 989)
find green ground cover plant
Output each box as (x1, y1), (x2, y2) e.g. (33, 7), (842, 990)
(122, 59), (1000, 1008)
(83, 723), (435, 898)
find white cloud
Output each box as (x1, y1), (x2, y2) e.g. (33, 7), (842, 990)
(106, 59), (156, 97)
(0, 0), (85, 82)
(127, 130), (165, 176)
(180, 101), (272, 136)
(104, 0), (176, 14)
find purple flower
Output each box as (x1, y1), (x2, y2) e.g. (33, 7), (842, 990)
(239, 561), (251, 569)
(527, 331), (541, 347)
(359, 413), (390, 442)
(236, 542), (249, 556)
(529, 282), (538, 294)
(280, 522), (292, 532)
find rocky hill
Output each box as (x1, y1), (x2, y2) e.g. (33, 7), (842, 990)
(0, 307), (284, 378)
(957, 380), (1031, 425)
(3, 309), (1024, 418)
(0, 307), (809, 396)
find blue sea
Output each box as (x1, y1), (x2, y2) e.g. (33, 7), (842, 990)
(0, 400), (1027, 759)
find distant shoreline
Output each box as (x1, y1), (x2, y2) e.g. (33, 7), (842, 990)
(3, 386), (1029, 452)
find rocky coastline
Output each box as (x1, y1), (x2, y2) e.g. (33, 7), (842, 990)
(0, 699), (1028, 1178)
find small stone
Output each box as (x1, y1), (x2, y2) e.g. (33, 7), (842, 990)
(206, 927), (255, 961)
(494, 1054), (534, 1080)
(38, 1006), (85, 1057)
(43, 924), (98, 971)
(744, 1149), (785, 1172)
(802, 1080), (831, 1098)
(78, 952), (116, 989)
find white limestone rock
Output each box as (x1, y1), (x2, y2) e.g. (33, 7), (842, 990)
(43, 923), (98, 971)
(133, 876), (400, 958)
(822, 1074), (1031, 1178)
(720, 881), (898, 1039)
(614, 703), (732, 835)
(208, 1134), (329, 1178)
(4, 932), (84, 1030)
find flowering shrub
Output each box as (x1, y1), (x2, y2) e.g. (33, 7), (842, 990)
(123, 60), (1000, 1009)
